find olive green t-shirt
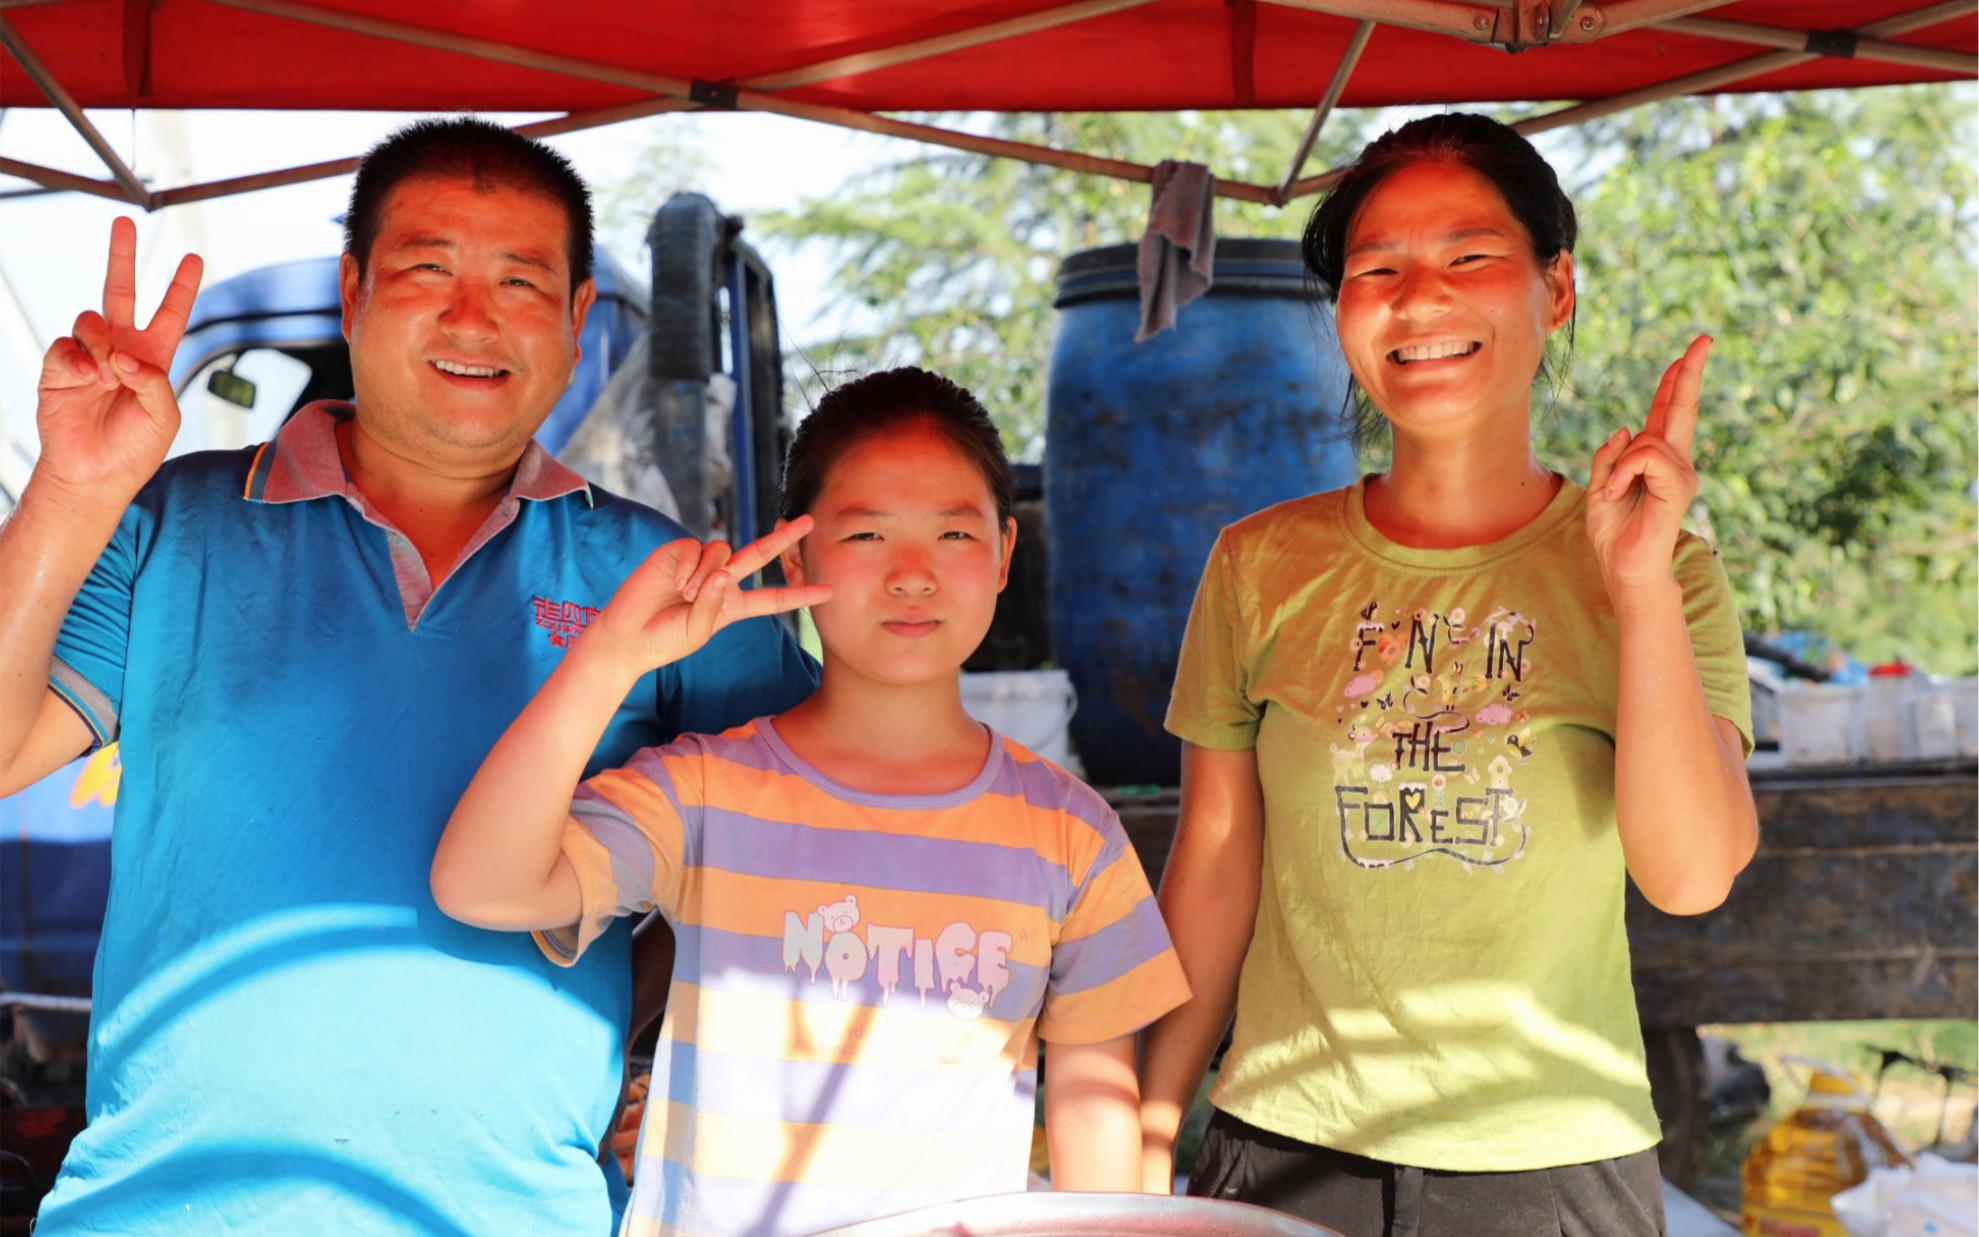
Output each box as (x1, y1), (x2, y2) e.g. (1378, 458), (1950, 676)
(1165, 476), (1752, 1172)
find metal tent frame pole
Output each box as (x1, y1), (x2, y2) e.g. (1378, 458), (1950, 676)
(1277, 0), (1977, 196)
(0, 0), (1972, 210)
(0, 13), (147, 204)
(1665, 13), (1973, 70)
(201, 0), (1281, 202)
(151, 0), (1171, 208)
(1278, 18), (1375, 200)
(743, 0), (1164, 92)
(1511, 0), (1978, 136)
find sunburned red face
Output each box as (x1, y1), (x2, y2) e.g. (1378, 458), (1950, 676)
(783, 426), (1015, 689)
(340, 175), (595, 466)
(1333, 160), (1574, 440)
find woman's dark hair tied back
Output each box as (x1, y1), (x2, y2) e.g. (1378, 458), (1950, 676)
(1303, 112), (1577, 302)
(780, 367), (1015, 524)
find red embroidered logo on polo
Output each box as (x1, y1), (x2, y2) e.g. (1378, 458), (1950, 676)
(531, 597), (600, 647)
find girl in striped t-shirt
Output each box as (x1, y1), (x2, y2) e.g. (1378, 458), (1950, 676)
(433, 367), (1189, 1237)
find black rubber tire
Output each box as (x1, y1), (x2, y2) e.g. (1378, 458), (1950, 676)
(647, 193), (724, 383)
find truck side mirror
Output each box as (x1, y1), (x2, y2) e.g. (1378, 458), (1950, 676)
(207, 368), (258, 408)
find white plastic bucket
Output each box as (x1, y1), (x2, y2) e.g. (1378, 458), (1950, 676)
(1778, 683), (1860, 766)
(1953, 677), (1979, 758)
(1861, 673), (1909, 762)
(1900, 683), (1961, 760)
(961, 670), (1079, 771)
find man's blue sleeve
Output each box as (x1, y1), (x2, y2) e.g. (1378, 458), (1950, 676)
(48, 502), (141, 750)
(658, 614), (818, 740)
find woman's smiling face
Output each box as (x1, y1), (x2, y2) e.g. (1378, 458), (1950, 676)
(1334, 159), (1575, 440)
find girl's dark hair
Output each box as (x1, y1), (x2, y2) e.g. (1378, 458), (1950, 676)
(1301, 113), (1578, 446)
(779, 367), (1015, 524)
(345, 117), (595, 293)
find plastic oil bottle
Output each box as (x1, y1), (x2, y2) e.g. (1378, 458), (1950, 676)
(1742, 1066), (1911, 1236)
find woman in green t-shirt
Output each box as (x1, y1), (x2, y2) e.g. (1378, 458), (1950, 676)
(1138, 113), (1758, 1237)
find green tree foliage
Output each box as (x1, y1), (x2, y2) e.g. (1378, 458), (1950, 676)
(593, 128), (714, 274)
(759, 111), (1378, 457)
(763, 88), (1975, 674)
(1552, 87), (1976, 674)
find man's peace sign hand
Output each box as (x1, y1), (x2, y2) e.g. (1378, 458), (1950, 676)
(1586, 335), (1710, 596)
(582, 517), (834, 679)
(36, 217), (204, 510)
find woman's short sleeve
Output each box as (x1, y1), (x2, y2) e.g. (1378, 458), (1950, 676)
(1674, 533), (1755, 756)
(1165, 530), (1262, 751)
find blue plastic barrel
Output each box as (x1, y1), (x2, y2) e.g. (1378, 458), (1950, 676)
(1045, 240), (1357, 785)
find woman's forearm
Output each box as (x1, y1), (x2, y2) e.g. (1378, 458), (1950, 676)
(1137, 744), (1264, 1192)
(1611, 578), (1757, 914)
(431, 638), (639, 928)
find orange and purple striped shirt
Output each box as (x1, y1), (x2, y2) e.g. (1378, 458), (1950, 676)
(538, 717), (1189, 1237)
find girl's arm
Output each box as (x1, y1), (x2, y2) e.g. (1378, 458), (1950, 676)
(430, 636), (641, 929)
(1587, 337), (1758, 915)
(1134, 743), (1265, 1193)
(430, 521), (829, 929)
(1044, 1034), (1142, 1191)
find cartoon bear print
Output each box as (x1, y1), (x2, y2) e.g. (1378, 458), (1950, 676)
(945, 981), (989, 1021)
(818, 894), (860, 934)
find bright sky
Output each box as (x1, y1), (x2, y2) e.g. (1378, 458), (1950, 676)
(0, 105), (893, 497)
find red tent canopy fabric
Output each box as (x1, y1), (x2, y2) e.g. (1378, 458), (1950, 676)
(1, 0), (1971, 207)
(3, 0), (1972, 111)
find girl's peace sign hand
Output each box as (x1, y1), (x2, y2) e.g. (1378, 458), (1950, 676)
(36, 217), (204, 509)
(1585, 336), (1711, 596)
(582, 517), (834, 678)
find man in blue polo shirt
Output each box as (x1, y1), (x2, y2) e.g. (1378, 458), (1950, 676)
(0, 119), (816, 1234)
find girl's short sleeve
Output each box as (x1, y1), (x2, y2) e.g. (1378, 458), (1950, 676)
(1037, 803), (1190, 1045)
(1674, 533), (1755, 756)
(1165, 530), (1261, 751)
(534, 742), (702, 966)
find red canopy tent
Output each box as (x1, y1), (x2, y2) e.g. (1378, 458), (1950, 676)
(0, 0), (1972, 210)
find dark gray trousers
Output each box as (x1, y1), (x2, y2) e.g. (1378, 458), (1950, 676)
(1188, 1109), (1667, 1237)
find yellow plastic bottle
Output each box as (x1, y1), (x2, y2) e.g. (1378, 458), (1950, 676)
(1741, 1067), (1911, 1237)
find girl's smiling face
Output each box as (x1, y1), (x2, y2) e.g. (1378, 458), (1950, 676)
(1335, 159), (1575, 439)
(781, 422), (1015, 688)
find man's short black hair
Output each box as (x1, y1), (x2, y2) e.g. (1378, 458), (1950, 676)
(344, 116), (594, 293)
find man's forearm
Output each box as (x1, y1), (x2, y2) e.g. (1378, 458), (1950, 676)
(0, 479), (125, 772)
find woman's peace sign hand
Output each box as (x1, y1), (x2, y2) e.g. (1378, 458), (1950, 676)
(581, 517), (834, 678)
(36, 217), (204, 510)
(1586, 336), (1711, 597)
